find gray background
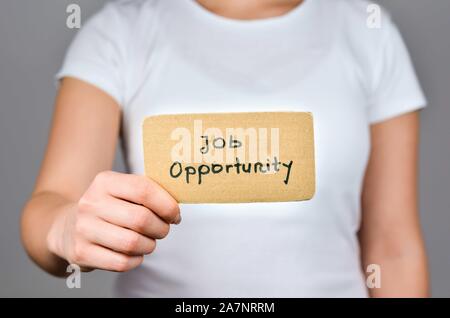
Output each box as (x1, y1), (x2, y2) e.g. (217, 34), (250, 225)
(0, 0), (448, 297)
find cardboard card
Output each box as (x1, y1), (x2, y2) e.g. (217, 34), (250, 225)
(142, 112), (315, 203)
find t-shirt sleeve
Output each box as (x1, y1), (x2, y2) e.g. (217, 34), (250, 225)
(55, 3), (128, 106)
(368, 16), (427, 124)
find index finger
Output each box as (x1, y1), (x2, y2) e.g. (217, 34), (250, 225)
(98, 171), (181, 224)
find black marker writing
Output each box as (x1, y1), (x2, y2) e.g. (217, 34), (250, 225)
(200, 135), (243, 154)
(169, 157), (294, 185)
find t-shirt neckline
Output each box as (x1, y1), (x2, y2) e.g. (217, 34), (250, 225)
(179, 0), (315, 29)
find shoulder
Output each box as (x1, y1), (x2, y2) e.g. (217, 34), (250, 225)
(336, 0), (391, 20)
(70, 0), (163, 57)
(328, 0), (402, 69)
(333, 0), (395, 44)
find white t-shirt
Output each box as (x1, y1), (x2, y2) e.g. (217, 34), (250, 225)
(57, 0), (426, 297)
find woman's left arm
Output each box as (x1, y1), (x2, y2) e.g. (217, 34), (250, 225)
(359, 111), (429, 297)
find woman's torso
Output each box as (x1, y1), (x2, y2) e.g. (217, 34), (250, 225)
(111, 0), (372, 297)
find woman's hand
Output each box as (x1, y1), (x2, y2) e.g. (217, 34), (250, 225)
(46, 171), (180, 272)
(21, 78), (179, 276)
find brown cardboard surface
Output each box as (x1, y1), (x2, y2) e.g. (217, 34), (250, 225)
(142, 112), (315, 203)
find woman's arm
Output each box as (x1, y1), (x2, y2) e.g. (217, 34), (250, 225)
(359, 112), (429, 297)
(21, 78), (180, 277)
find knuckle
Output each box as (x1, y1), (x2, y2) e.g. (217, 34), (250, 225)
(122, 233), (140, 253)
(131, 208), (149, 232)
(135, 181), (150, 202)
(134, 176), (156, 201)
(78, 192), (104, 218)
(95, 171), (114, 185)
(114, 255), (133, 272)
(77, 196), (93, 213)
(71, 242), (86, 263)
(74, 217), (88, 237)
(78, 192), (102, 216)
(114, 255), (130, 272)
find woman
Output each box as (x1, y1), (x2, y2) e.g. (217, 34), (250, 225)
(21, 0), (429, 297)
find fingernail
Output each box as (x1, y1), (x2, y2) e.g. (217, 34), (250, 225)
(174, 214), (182, 225)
